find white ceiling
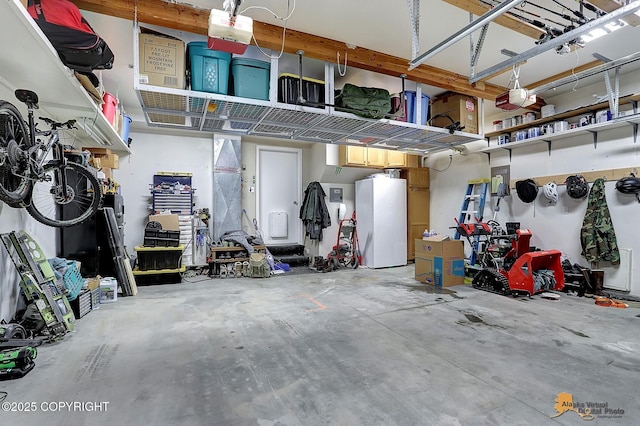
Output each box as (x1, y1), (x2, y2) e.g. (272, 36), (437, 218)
(82, 0), (640, 127)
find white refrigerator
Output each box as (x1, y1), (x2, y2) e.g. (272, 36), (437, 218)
(355, 177), (407, 268)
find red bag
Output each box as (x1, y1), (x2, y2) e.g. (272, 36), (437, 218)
(28, 0), (114, 73)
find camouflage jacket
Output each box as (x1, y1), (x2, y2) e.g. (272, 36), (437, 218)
(580, 178), (620, 265)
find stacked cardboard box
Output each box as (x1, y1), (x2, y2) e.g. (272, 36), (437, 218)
(84, 147), (119, 177)
(431, 92), (478, 134)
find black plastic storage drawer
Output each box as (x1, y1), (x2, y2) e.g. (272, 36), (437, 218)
(135, 246), (183, 271)
(278, 73), (325, 108)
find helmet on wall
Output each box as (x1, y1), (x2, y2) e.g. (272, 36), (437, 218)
(565, 175), (589, 199)
(515, 179), (538, 203)
(616, 175), (640, 203)
(615, 176), (640, 194)
(542, 182), (558, 204)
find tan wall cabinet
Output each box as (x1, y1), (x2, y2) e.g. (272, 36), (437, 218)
(339, 146), (419, 169)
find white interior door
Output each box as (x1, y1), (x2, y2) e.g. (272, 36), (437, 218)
(256, 146), (302, 245)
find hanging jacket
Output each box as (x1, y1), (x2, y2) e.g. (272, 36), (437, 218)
(299, 181), (331, 241)
(580, 178), (620, 265)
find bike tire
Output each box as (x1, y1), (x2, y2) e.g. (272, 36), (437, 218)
(0, 101), (32, 205)
(25, 161), (102, 227)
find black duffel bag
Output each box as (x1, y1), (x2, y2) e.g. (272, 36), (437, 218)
(28, 0), (114, 73)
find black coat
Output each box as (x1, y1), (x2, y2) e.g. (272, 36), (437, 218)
(299, 181), (331, 241)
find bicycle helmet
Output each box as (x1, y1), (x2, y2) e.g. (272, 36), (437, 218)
(615, 175), (640, 194)
(515, 179), (538, 203)
(565, 174), (589, 199)
(542, 182), (558, 204)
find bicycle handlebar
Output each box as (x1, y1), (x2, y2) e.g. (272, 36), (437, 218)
(39, 117), (77, 130)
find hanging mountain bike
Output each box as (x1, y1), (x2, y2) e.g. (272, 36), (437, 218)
(0, 89), (101, 227)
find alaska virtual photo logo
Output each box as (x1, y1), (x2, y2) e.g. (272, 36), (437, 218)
(551, 392), (625, 420)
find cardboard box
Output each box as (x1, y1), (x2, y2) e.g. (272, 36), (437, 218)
(415, 238), (465, 287)
(138, 29), (186, 89)
(96, 153), (119, 169)
(86, 276), (102, 291)
(149, 214), (180, 231)
(83, 147), (112, 156)
(102, 168), (113, 179)
(431, 92), (478, 134)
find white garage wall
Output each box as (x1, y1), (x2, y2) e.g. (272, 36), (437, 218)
(427, 75), (640, 296)
(0, 204), (58, 321)
(117, 131), (214, 252)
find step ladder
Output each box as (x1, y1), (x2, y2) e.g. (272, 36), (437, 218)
(454, 179), (489, 265)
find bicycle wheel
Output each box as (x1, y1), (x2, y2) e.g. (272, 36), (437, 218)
(0, 101), (32, 205)
(26, 161), (101, 227)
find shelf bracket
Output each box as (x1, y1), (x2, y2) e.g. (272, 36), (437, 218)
(506, 147), (512, 162)
(543, 139), (552, 156)
(604, 66), (621, 117)
(633, 122), (639, 144)
(588, 130), (598, 149)
(484, 151), (491, 163)
(470, 19), (488, 76)
(406, 0), (420, 60)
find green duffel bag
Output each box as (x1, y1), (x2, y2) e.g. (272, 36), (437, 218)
(335, 83), (391, 119)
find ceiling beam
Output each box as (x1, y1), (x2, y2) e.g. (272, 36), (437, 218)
(586, 0), (640, 26)
(69, 0), (509, 100)
(442, 0), (545, 40)
(527, 60), (605, 90)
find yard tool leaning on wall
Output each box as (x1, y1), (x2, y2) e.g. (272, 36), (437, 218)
(300, 181), (331, 241)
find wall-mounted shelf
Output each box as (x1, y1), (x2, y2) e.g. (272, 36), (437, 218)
(484, 93), (640, 140)
(0, 0), (130, 153)
(482, 112), (640, 159)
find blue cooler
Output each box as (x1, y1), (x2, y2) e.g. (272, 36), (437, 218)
(405, 91), (430, 125)
(187, 42), (231, 94)
(230, 58), (270, 100)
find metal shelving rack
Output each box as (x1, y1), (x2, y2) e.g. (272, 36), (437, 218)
(132, 27), (481, 154)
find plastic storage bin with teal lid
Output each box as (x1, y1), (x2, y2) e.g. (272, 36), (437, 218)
(230, 57), (270, 100)
(187, 41), (231, 94)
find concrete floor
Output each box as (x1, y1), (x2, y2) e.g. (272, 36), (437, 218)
(2, 265), (639, 425)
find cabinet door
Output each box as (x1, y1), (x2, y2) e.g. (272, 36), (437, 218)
(339, 146), (367, 166)
(366, 148), (386, 167)
(408, 187), (430, 223)
(385, 150), (407, 167)
(405, 167), (430, 188)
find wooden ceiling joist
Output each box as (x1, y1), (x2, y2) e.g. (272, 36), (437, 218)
(442, 0), (545, 40)
(527, 60), (606, 90)
(69, 0), (508, 100)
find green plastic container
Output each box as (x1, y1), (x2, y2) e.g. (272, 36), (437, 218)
(187, 42), (231, 94)
(230, 58), (270, 100)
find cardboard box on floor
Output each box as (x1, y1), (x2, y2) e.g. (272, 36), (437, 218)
(415, 237), (465, 287)
(431, 92), (478, 134)
(149, 214), (180, 231)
